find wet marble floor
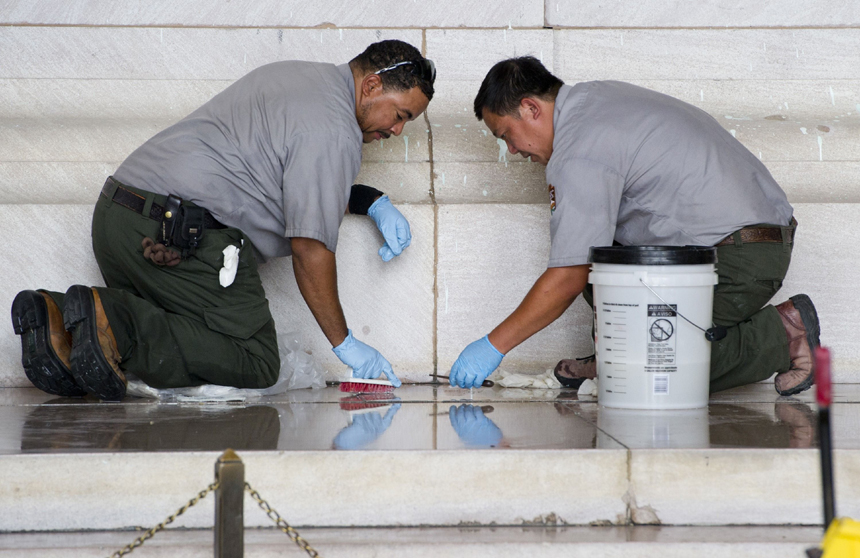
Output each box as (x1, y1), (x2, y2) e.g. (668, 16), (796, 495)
(1, 382), (857, 454)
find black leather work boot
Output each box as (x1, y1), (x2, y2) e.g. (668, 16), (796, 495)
(553, 355), (597, 389)
(11, 290), (87, 397)
(64, 285), (127, 401)
(774, 294), (820, 396)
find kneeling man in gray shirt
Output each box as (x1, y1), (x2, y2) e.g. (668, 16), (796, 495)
(447, 56), (818, 397)
(12, 40), (435, 400)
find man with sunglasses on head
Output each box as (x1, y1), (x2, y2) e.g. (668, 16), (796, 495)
(448, 56), (819, 398)
(11, 40), (435, 401)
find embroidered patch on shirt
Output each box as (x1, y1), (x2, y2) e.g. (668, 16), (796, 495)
(548, 184), (557, 213)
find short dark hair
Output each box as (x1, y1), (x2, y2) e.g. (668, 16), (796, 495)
(350, 40), (435, 101)
(473, 56), (563, 120)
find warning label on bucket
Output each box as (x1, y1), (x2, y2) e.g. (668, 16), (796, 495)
(646, 304), (677, 372)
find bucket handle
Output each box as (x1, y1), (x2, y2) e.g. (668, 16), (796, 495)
(638, 278), (727, 342)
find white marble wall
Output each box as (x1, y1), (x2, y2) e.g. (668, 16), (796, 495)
(1, 2), (859, 386)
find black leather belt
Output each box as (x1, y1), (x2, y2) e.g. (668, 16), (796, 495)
(101, 177), (226, 229)
(715, 219), (795, 247)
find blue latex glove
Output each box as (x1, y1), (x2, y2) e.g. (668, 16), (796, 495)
(332, 329), (402, 387)
(449, 335), (504, 389)
(334, 402), (402, 450)
(368, 195), (411, 262)
(449, 404), (503, 448)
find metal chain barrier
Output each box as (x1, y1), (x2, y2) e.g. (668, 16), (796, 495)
(245, 481), (321, 557)
(107, 481), (219, 557)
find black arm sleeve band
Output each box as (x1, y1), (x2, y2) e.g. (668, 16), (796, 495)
(348, 184), (385, 215)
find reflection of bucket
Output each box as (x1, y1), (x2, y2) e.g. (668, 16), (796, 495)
(588, 246), (718, 409)
(596, 407), (710, 448)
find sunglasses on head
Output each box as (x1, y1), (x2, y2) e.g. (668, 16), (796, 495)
(374, 59), (436, 84)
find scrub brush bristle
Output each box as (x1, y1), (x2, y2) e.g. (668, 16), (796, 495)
(338, 377), (395, 394)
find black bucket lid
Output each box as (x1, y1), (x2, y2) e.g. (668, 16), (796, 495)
(588, 245), (718, 265)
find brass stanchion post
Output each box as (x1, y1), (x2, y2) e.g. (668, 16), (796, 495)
(215, 449), (244, 558)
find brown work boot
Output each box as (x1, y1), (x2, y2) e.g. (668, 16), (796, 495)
(553, 355), (597, 389)
(774, 294), (820, 396)
(63, 285), (127, 401)
(11, 290), (86, 397)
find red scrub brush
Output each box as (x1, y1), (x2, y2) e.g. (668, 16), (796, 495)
(338, 376), (395, 394)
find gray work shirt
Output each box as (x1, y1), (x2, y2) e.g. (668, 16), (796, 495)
(114, 61), (362, 262)
(545, 81), (793, 267)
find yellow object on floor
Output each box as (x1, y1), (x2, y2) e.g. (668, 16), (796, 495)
(821, 518), (860, 557)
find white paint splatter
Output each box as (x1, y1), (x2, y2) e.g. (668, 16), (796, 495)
(482, 190), (488, 196)
(441, 173), (446, 185)
(856, 104), (860, 114)
(759, 151), (762, 159)
(403, 136), (409, 162)
(700, 90), (704, 102)
(818, 136), (824, 161)
(724, 115), (752, 121)
(729, 129), (736, 137)
(455, 124), (461, 128)
(463, 175), (467, 185)
(481, 130), (487, 136)
(830, 87), (835, 105)
(508, 21), (512, 29)
(800, 127), (807, 134)
(497, 138), (508, 167)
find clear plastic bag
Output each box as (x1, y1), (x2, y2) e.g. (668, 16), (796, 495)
(126, 331), (326, 401)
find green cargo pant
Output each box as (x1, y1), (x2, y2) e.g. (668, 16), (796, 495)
(46, 180), (280, 389)
(583, 219), (796, 394)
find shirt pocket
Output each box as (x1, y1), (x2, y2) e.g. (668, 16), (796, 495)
(203, 298), (272, 340)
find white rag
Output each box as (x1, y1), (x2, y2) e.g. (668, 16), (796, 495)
(489, 369), (562, 389)
(219, 244), (240, 287)
(578, 378), (599, 398)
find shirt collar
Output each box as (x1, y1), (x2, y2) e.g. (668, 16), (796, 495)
(337, 63), (356, 110)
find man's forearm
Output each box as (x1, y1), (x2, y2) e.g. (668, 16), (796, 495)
(488, 265), (590, 354)
(290, 237), (349, 347)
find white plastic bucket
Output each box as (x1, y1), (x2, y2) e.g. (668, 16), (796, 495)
(588, 246), (718, 410)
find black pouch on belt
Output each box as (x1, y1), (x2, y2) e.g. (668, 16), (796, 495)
(158, 195), (207, 259)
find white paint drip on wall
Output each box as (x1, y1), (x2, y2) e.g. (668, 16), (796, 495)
(800, 127), (808, 134)
(441, 173), (445, 185)
(729, 129), (736, 137)
(830, 87), (836, 105)
(818, 136), (824, 161)
(700, 90), (704, 102)
(497, 138), (508, 167)
(403, 136), (409, 162)
(463, 175), (467, 185)
(724, 115), (751, 121)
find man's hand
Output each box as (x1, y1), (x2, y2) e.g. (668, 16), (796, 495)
(449, 336), (504, 389)
(368, 195), (411, 262)
(449, 404), (503, 447)
(333, 330), (402, 387)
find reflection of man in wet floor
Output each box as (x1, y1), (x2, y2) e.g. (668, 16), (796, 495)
(710, 400), (816, 449)
(20, 402), (280, 452)
(333, 400), (402, 450)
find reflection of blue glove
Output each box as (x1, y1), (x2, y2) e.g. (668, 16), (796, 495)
(368, 195), (411, 262)
(334, 402), (401, 450)
(332, 330), (402, 387)
(449, 336), (504, 389)
(449, 404), (502, 448)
